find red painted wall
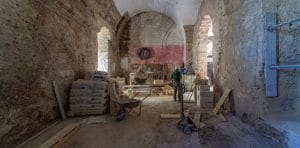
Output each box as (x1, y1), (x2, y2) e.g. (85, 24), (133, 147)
(130, 45), (184, 64)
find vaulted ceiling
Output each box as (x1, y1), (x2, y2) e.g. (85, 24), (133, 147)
(113, 0), (203, 26)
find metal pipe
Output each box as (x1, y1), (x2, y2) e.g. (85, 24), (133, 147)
(270, 65), (300, 70)
(268, 17), (300, 31)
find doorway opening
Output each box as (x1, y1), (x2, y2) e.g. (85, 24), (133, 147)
(97, 26), (111, 72)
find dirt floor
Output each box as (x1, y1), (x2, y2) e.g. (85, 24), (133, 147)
(63, 96), (285, 148)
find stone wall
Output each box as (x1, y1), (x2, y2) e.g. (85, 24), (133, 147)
(262, 0), (300, 118)
(192, 15), (212, 78)
(0, 0), (120, 146)
(193, 0), (300, 121)
(184, 25), (194, 70)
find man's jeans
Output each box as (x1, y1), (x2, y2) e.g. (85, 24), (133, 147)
(173, 82), (181, 102)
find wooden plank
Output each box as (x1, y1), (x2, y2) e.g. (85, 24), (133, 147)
(39, 123), (80, 148)
(160, 114), (180, 119)
(212, 89), (232, 114)
(52, 81), (66, 120)
(52, 126), (79, 148)
(198, 122), (206, 128)
(193, 112), (201, 128)
(264, 12), (277, 97)
(17, 122), (59, 148)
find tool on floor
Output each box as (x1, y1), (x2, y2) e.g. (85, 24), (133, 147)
(111, 97), (142, 121)
(109, 83), (148, 121)
(177, 83), (194, 135)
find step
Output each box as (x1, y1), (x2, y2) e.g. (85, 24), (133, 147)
(199, 85), (210, 91)
(69, 96), (108, 102)
(200, 102), (214, 109)
(67, 109), (107, 116)
(69, 99), (109, 105)
(195, 79), (208, 85)
(200, 97), (214, 104)
(70, 89), (107, 97)
(70, 104), (107, 109)
(200, 91), (213, 98)
(72, 80), (108, 89)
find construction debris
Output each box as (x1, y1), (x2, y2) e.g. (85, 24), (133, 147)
(154, 80), (164, 85)
(151, 87), (163, 96)
(161, 85), (173, 95)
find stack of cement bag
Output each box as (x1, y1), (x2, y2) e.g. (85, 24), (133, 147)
(67, 71), (110, 116)
(92, 71), (110, 82)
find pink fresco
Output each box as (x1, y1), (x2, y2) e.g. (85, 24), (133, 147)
(130, 45), (184, 64)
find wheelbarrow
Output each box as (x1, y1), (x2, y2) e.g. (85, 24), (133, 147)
(111, 98), (142, 121)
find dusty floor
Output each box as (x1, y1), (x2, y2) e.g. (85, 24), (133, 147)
(63, 96), (285, 148)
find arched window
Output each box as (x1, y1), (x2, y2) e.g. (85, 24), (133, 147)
(97, 27), (111, 72)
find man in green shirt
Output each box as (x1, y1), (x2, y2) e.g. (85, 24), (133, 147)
(171, 68), (182, 102)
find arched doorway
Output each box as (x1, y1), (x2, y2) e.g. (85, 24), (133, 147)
(97, 26), (111, 72)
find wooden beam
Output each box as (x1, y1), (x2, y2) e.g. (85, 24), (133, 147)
(39, 123), (80, 148)
(52, 124), (80, 148)
(212, 89), (232, 114)
(17, 122), (59, 148)
(160, 114), (180, 119)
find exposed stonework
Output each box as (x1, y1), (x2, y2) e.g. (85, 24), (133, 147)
(193, 0), (300, 122)
(0, 0), (120, 146)
(262, 0), (300, 118)
(184, 25), (194, 70)
(192, 15), (212, 78)
(0, 0), (299, 147)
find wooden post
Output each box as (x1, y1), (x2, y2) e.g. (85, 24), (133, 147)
(52, 81), (67, 120)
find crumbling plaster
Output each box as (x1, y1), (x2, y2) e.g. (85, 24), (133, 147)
(193, 0), (300, 122)
(0, 0), (120, 145)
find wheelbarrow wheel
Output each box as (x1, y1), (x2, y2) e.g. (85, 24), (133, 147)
(183, 126), (193, 135)
(116, 108), (126, 121)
